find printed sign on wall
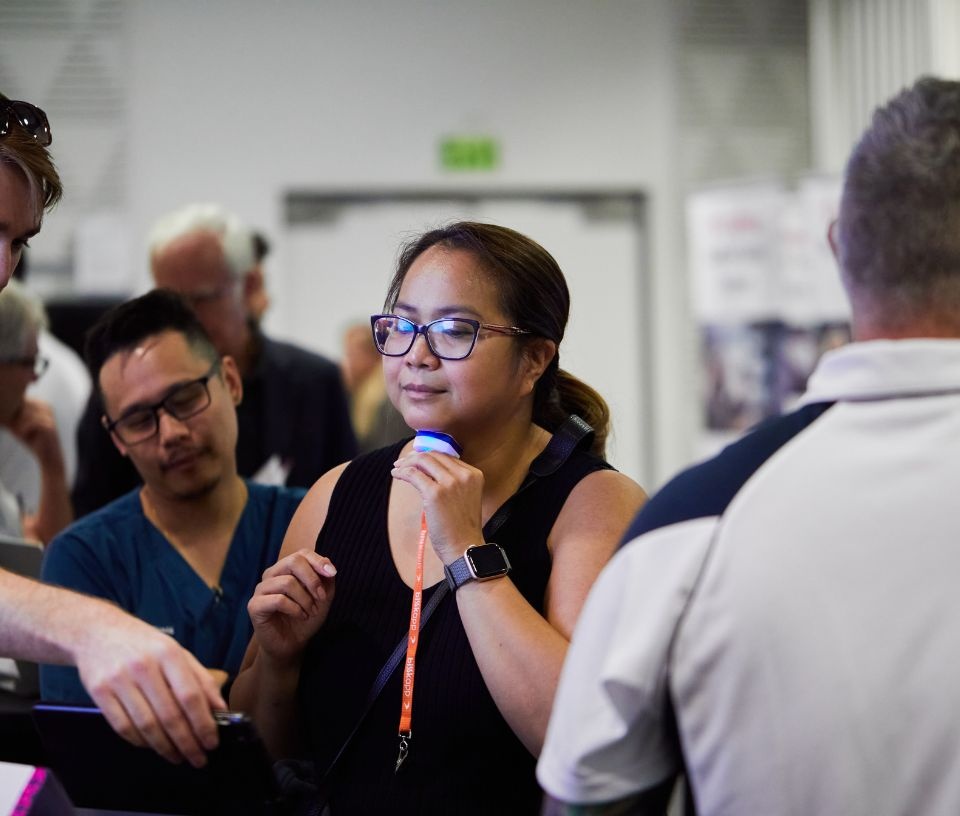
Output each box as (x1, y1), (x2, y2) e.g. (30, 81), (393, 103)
(687, 177), (849, 455)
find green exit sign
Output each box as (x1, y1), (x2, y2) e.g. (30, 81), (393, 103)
(440, 136), (500, 171)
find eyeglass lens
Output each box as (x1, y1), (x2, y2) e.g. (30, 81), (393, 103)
(113, 379), (212, 444)
(373, 316), (478, 360)
(0, 100), (52, 145)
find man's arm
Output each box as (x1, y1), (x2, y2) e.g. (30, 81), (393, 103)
(537, 519), (717, 808)
(40, 523), (132, 703)
(0, 569), (226, 767)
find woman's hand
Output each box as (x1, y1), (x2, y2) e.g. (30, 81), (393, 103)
(391, 451), (486, 564)
(246, 549), (337, 666)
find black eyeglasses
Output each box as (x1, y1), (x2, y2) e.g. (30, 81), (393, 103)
(0, 98), (52, 146)
(0, 354), (49, 378)
(102, 363), (220, 446)
(371, 314), (531, 361)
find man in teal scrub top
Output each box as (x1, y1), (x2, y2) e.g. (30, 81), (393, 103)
(41, 289), (305, 703)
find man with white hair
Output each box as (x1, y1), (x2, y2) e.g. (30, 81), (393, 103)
(72, 203), (356, 515)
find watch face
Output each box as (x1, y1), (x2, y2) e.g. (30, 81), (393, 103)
(467, 544), (510, 579)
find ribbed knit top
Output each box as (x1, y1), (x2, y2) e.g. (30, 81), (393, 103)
(297, 437), (611, 815)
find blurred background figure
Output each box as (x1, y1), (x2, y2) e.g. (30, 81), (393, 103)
(72, 204), (357, 516)
(248, 230), (271, 324)
(0, 280), (72, 543)
(340, 319), (410, 453)
(0, 254), (91, 519)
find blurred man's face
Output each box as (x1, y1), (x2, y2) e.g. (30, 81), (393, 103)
(0, 326), (38, 424)
(0, 163), (40, 292)
(151, 230), (250, 362)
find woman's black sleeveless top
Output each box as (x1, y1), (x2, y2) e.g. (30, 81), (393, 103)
(298, 438), (612, 815)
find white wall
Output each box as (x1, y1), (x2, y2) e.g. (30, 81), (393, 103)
(808, 0), (960, 173)
(126, 1), (676, 224)
(123, 0), (692, 487)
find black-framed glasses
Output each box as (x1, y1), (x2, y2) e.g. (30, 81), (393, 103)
(0, 98), (52, 146)
(102, 363), (220, 446)
(371, 314), (531, 361)
(179, 279), (242, 308)
(0, 354), (49, 378)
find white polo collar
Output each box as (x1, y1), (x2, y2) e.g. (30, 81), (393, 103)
(799, 339), (960, 405)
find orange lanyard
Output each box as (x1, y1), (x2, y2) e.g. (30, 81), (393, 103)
(396, 509), (428, 771)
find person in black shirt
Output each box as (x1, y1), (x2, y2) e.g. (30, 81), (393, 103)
(72, 204), (356, 516)
(232, 222), (647, 814)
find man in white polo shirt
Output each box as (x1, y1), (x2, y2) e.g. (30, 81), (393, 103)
(539, 75), (960, 815)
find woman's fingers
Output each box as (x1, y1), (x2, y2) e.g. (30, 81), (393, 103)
(262, 549), (336, 584)
(251, 575), (321, 619)
(250, 550), (338, 627)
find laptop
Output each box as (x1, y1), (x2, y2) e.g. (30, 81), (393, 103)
(31, 705), (279, 815)
(0, 533), (43, 578)
(0, 535), (44, 697)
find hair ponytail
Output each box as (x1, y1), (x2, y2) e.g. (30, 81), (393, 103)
(533, 355), (610, 458)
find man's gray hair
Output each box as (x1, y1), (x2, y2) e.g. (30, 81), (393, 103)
(838, 76), (960, 309)
(0, 280), (47, 358)
(147, 203), (257, 279)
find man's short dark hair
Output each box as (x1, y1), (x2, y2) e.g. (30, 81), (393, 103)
(84, 289), (219, 390)
(838, 76), (960, 308)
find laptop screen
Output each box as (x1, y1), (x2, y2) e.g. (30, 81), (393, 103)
(31, 705), (278, 815)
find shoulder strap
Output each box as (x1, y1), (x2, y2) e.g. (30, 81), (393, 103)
(317, 582), (449, 784)
(531, 413), (594, 477)
(484, 413), (594, 538)
(317, 415), (594, 784)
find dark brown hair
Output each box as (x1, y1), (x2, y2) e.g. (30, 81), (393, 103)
(85, 289), (219, 394)
(386, 221), (610, 456)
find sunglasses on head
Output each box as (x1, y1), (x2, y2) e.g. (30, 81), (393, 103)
(0, 97), (52, 146)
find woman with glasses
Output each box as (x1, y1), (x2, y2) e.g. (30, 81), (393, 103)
(233, 222), (646, 814)
(0, 279), (71, 543)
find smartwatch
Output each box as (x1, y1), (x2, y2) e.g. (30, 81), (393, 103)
(444, 544), (512, 592)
